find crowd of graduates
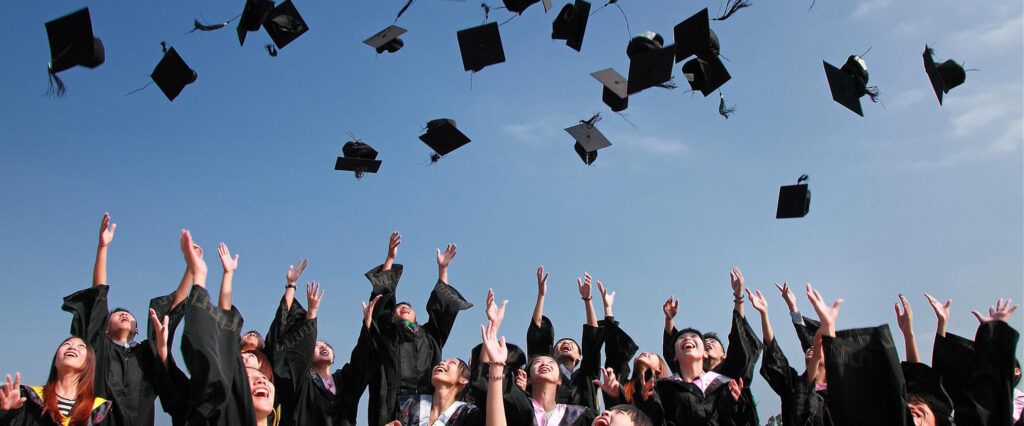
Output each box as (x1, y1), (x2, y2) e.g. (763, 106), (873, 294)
(0, 213), (1021, 426)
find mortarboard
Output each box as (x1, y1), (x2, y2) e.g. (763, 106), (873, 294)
(592, 68), (628, 112)
(151, 47), (197, 102)
(923, 45), (966, 105)
(364, 25), (407, 54)
(824, 55), (876, 116)
(565, 117), (611, 165)
(419, 119), (471, 159)
(503, 0), (542, 14)
(626, 42), (675, 95)
(776, 175), (810, 219)
(625, 31), (664, 59)
(673, 8), (718, 62)
(682, 56), (730, 96)
(457, 22), (506, 72)
(551, 0), (591, 52)
(263, 0), (309, 49)
(335, 141), (382, 178)
(237, 0), (275, 46)
(46, 8), (105, 73)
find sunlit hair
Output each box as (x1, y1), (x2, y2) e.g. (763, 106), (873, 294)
(453, 359), (471, 402)
(242, 350), (273, 384)
(621, 354), (670, 403)
(608, 404), (653, 426)
(43, 337), (96, 426)
(109, 308), (138, 341)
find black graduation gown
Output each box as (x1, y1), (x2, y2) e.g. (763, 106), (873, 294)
(758, 339), (832, 426)
(600, 317), (639, 381)
(394, 398), (483, 426)
(269, 297), (370, 426)
(61, 285), (163, 426)
(635, 373), (748, 426)
(933, 322), (1019, 426)
(525, 316), (606, 410)
(178, 285), (259, 426)
(364, 264), (473, 425)
(820, 325), (907, 426)
(0, 385), (113, 426)
(502, 383), (598, 426)
(465, 342), (532, 426)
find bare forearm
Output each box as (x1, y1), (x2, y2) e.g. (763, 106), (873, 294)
(664, 317), (674, 334)
(218, 272), (233, 311)
(760, 313), (774, 347)
(438, 266), (448, 284)
(733, 293), (745, 318)
(903, 332), (920, 363)
(383, 256), (394, 272)
(486, 364), (506, 426)
(92, 246), (107, 286)
(935, 320), (947, 338)
(532, 296), (544, 327)
(283, 285), (296, 310)
(584, 300), (598, 327)
(171, 270), (192, 310)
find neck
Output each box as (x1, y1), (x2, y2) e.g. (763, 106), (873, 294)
(677, 359), (704, 382)
(532, 381), (558, 412)
(55, 372), (81, 399)
(256, 416), (268, 426)
(107, 332), (129, 344)
(313, 363), (331, 378)
(431, 384), (460, 419)
(556, 358), (575, 372)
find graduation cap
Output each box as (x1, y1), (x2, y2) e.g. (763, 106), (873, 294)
(923, 45), (966, 105)
(503, 0), (544, 14)
(592, 68), (628, 112)
(419, 119), (471, 161)
(626, 40), (675, 95)
(565, 115), (611, 165)
(673, 8), (717, 62)
(45, 8), (105, 95)
(151, 47), (197, 102)
(682, 56), (730, 96)
(335, 140), (382, 179)
(237, 0), (275, 46)
(551, 0), (591, 52)
(457, 22), (506, 72)
(364, 25), (406, 54)
(776, 175), (810, 219)
(901, 362), (953, 426)
(823, 55), (877, 116)
(263, 0), (309, 49)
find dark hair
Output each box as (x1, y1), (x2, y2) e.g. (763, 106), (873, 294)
(240, 330), (265, 351)
(608, 404), (653, 426)
(702, 332), (721, 345)
(622, 354), (670, 403)
(44, 337), (96, 426)
(1014, 358), (1021, 386)
(527, 355), (558, 380)
(454, 359), (471, 402)
(242, 350), (273, 384)
(908, 394), (951, 426)
(673, 328), (703, 345)
(109, 308), (138, 341)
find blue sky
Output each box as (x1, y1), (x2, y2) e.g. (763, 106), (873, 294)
(1, 0), (1021, 423)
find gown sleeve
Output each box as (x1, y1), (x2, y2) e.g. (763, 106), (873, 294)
(715, 310), (763, 384)
(61, 285), (110, 347)
(570, 323), (606, 410)
(333, 324), (375, 426)
(663, 326), (679, 376)
(600, 317), (639, 380)
(821, 325), (907, 426)
(931, 331), (975, 416)
(422, 280), (474, 349)
(527, 316), (556, 359)
(956, 321), (1020, 426)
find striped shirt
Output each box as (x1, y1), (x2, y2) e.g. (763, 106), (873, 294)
(56, 394), (75, 418)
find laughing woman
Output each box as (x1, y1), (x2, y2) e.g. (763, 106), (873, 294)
(0, 337), (113, 426)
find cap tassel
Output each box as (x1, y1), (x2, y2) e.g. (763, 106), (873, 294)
(713, 0), (751, 21)
(797, 174), (809, 184)
(46, 64), (67, 97)
(581, 112), (602, 128)
(718, 93), (736, 118)
(656, 79), (677, 90)
(265, 44), (278, 56)
(189, 17), (234, 33)
(865, 85), (881, 103)
(395, 0), (416, 22)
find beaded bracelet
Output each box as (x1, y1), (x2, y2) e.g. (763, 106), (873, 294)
(489, 361), (506, 366)
(488, 374), (504, 381)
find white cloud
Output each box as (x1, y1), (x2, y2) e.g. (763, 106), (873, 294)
(851, 0), (891, 19)
(948, 14), (1024, 53)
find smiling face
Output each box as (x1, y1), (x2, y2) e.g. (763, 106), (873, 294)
(555, 338), (581, 366)
(593, 409), (638, 426)
(632, 352), (666, 379)
(529, 356), (561, 385)
(240, 332), (263, 351)
(674, 332), (707, 363)
(907, 399), (936, 426)
(55, 337), (89, 373)
(241, 351), (260, 369)
(312, 341), (334, 366)
(394, 303), (416, 323)
(106, 310), (137, 341)
(430, 358), (469, 388)
(247, 367), (276, 419)
(705, 338), (724, 363)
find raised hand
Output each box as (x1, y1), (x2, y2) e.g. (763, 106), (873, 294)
(923, 293), (951, 336)
(514, 369), (528, 391)
(481, 320), (507, 365)
(747, 288), (768, 314)
(388, 231), (401, 260)
(640, 372), (655, 401)
(437, 244), (457, 268)
(663, 296), (679, 319)
(971, 298), (1018, 323)
(180, 230), (207, 285)
(98, 212), (116, 247)
(577, 273), (593, 299)
(537, 266), (548, 297)
(361, 295), (382, 329)
(598, 282), (615, 316)
(306, 281), (324, 319)
(286, 258), (308, 285)
(0, 373), (26, 411)
(149, 309), (170, 364)
(806, 284), (842, 336)
(730, 267), (744, 296)
(894, 294), (913, 334)
(775, 282), (798, 312)
(592, 367), (621, 399)
(218, 243), (239, 273)
(728, 378), (744, 402)
(485, 289), (508, 331)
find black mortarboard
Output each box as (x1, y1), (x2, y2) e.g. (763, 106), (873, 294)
(419, 119), (471, 158)
(673, 8), (719, 62)
(457, 22), (506, 72)
(364, 25), (407, 54)
(151, 47), (197, 102)
(335, 141), (382, 178)
(263, 0), (309, 49)
(565, 118), (611, 164)
(592, 68), (628, 112)
(776, 175), (810, 219)
(626, 41), (675, 95)
(823, 59), (864, 116)
(45, 8), (105, 73)
(901, 362), (953, 426)
(237, 0), (275, 46)
(682, 56), (730, 96)
(551, 0), (591, 52)
(503, 0), (541, 14)
(923, 45), (966, 105)
(625, 31), (664, 59)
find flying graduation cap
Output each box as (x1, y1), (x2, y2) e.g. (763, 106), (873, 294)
(237, 0), (275, 46)
(364, 25), (407, 54)
(591, 68), (628, 112)
(674, 9), (731, 96)
(823, 54), (879, 116)
(551, 0), (591, 52)
(625, 31), (675, 95)
(503, 0), (553, 15)
(922, 45), (966, 105)
(263, 0), (309, 49)
(45, 8), (105, 96)
(457, 22), (506, 72)
(419, 119), (471, 162)
(335, 140), (382, 179)
(565, 114), (611, 165)
(776, 175), (810, 219)
(151, 46), (197, 101)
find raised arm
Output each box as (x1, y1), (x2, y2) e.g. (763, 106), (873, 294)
(305, 281), (323, 320)
(171, 232), (201, 309)
(283, 258), (308, 311)
(216, 243), (239, 311)
(894, 294), (920, 363)
(730, 267), (745, 318)
(806, 283), (841, 338)
(663, 296), (678, 334)
(382, 231), (400, 271)
(598, 282), (615, 318)
(923, 293), (951, 337)
(149, 309), (170, 365)
(437, 243), (456, 284)
(747, 288), (773, 346)
(532, 266), (547, 328)
(482, 320), (508, 426)
(578, 273), (598, 327)
(92, 212), (116, 286)
(181, 230), (207, 287)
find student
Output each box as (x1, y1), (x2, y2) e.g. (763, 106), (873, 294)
(0, 338), (113, 426)
(363, 232), (473, 425)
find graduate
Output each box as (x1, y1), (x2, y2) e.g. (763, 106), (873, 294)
(363, 232), (474, 425)
(526, 267), (606, 410)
